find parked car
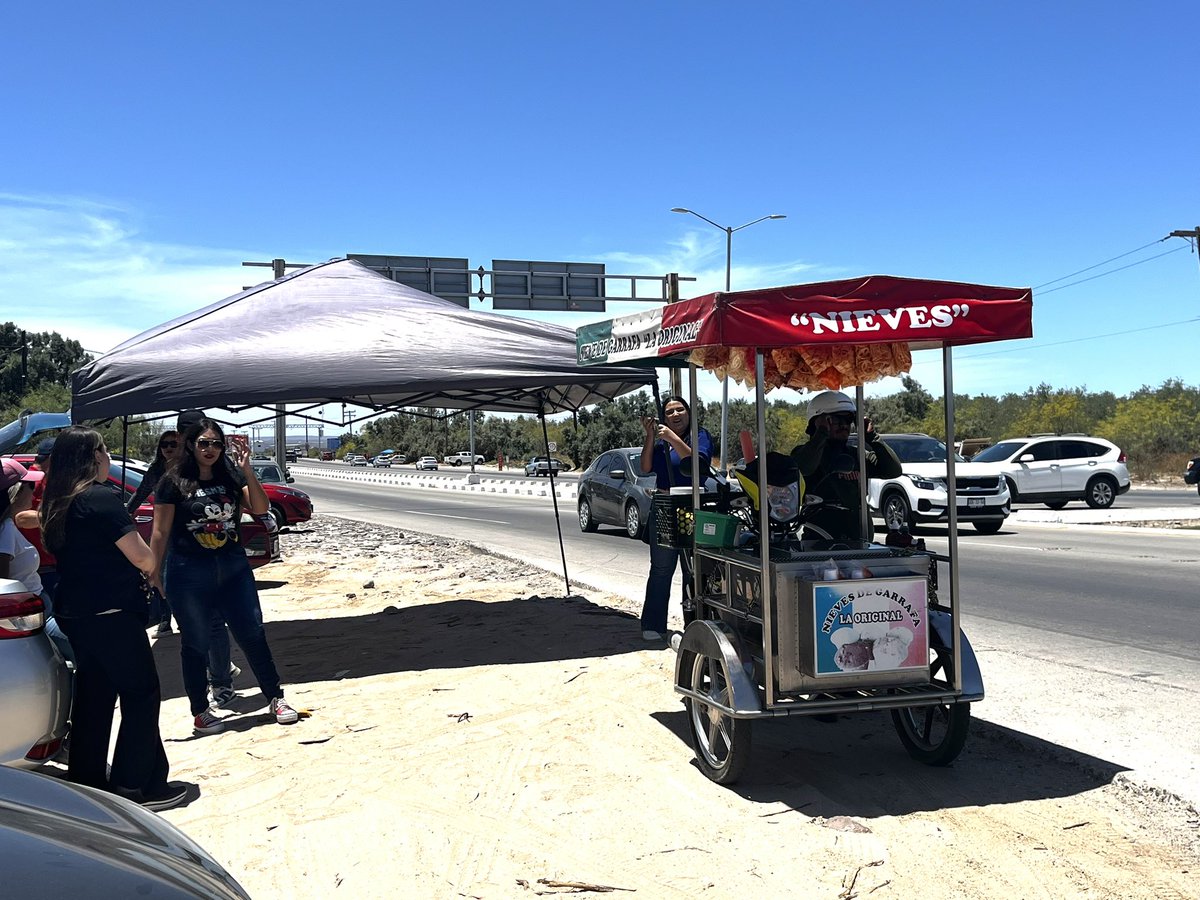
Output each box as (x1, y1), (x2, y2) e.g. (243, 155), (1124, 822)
(525, 456), (566, 477)
(444, 451), (484, 466)
(576, 448), (657, 539)
(861, 433), (1011, 534)
(0, 577), (71, 768)
(6, 455), (281, 572)
(577, 449), (735, 540)
(414, 456), (439, 471)
(970, 434), (1131, 509)
(320, 450), (335, 461)
(0, 764), (251, 897)
(251, 460), (314, 529)
(348, 454), (368, 466)
(372, 452), (394, 467)
(1185, 455), (1200, 496)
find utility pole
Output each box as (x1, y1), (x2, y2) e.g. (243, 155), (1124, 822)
(242, 258), (312, 467)
(1167, 227), (1200, 279)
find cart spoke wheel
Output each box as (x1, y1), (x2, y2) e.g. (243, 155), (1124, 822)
(890, 644), (970, 766)
(683, 651), (751, 784)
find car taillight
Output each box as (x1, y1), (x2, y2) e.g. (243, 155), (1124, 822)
(0, 589), (46, 638)
(1117, 450), (1127, 463)
(25, 736), (65, 761)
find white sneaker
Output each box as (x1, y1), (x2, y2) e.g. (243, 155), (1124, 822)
(271, 696), (299, 725)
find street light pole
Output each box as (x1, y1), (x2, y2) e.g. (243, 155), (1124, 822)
(671, 208), (786, 468)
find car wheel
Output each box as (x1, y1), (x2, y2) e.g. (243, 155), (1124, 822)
(1085, 475), (1118, 509)
(452, 460), (461, 466)
(269, 504), (287, 530)
(578, 497), (598, 533)
(1004, 477), (1020, 503)
(624, 501), (642, 539)
(881, 490), (913, 531)
(1044, 500), (1068, 510)
(972, 520), (1002, 534)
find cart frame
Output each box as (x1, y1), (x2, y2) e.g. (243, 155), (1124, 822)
(576, 275), (1032, 782)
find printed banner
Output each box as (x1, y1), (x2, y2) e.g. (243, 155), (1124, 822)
(812, 577), (928, 676)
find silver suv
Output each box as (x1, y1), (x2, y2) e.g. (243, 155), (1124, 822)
(863, 433), (1011, 534)
(970, 434), (1130, 509)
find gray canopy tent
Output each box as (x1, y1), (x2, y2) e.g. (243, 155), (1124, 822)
(70, 258), (658, 590)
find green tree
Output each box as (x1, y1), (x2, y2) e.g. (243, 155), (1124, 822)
(0, 323), (91, 410)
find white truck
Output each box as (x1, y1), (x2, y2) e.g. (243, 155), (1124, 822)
(443, 451), (484, 466)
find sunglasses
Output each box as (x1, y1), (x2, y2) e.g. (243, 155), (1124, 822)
(195, 439), (225, 450)
(159, 440), (179, 449)
(828, 412), (855, 423)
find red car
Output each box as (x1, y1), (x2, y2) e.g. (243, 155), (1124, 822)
(6, 455), (280, 572)
(250, 460), (313, 529)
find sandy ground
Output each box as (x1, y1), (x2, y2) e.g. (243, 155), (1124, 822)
(84, 515), (1200, 898)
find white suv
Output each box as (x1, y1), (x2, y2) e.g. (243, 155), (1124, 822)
(863, 433), (1011, 534)
(970, 434), (1130, 509)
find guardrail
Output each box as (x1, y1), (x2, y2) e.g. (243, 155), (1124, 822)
(291, 461), (580, 501)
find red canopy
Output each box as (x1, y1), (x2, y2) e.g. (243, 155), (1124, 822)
(657, 275), (1032, 356)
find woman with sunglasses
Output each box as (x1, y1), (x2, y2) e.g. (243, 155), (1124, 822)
(38, 426), (186, 810)
(790, 390), (901, 541)
(638, 396), (713, 641)
(127, 430), (183, 634)
(151, 419), (298, 734)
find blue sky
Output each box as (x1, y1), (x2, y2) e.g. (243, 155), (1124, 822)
(3, 2), (1198, 415)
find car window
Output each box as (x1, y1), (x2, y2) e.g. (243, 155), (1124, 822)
(886, 436), (955, 463)
(1025, 441), (1060, 461)
(108, 462), (145, 488)
(1058, 440), (1107, 459)
(971, 440), (1025, 463)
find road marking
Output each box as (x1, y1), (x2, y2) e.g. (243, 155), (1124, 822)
(400, 510), (511, 525)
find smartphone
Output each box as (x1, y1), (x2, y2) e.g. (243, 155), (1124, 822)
(227, 434), (250, 456)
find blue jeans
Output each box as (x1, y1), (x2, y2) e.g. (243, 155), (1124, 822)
(641, 505), (683, 633)
(164, 551), (284, 716)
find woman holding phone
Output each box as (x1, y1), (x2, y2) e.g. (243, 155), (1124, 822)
(151, 418), (298, 734)
(638, 396), (712, 641)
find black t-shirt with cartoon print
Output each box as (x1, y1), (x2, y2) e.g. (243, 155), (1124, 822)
(157, 472), (247, 557)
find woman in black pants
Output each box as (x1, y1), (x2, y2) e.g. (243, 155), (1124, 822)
(39, 426), (187, 811)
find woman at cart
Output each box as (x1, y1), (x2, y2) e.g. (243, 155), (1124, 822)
(639, 396), (712, 641)
(790, 390), (901, 542)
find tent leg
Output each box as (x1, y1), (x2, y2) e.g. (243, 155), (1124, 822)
(540, 409), (571, 596)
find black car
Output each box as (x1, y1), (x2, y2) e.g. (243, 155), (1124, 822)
(0, 766), (250, 898)
(1185, 455), (1200, 496)
(577, 447), (657, 539)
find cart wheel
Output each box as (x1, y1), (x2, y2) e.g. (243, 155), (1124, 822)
(682, 650), (752, 784)
(890, 644), (970, 766)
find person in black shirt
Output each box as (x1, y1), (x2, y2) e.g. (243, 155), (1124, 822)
(151, 418), (298, 734)
(39, 426), (187, 811)
(127, 429), (182, 634)
(790, 390), (902, 542)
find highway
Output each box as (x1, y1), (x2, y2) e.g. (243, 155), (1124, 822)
(289, 467), (1200, 805)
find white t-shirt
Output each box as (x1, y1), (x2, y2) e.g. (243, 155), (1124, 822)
(0, 518), (43, 595)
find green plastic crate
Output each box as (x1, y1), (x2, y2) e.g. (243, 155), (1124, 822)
(694, 511), (740, 547)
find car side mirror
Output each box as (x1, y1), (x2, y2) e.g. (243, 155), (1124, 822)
(1018, 453), (1035, 463)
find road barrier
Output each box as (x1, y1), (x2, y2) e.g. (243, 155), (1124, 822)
(292, 461), (579, 501)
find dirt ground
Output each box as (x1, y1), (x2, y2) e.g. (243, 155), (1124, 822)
(128, 515), (1198, 898)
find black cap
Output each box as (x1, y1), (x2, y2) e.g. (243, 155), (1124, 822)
(35, 437), (56, 459)
(176, 409), (207, 432)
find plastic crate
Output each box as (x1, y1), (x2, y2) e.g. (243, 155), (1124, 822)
(694, 511), (740, 547)
(652, 493), (694, 549)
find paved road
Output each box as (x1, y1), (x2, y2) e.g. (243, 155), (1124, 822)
(290, 470), (1200, 807)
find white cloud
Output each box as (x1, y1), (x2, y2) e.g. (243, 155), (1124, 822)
(0, 193), (252, 354)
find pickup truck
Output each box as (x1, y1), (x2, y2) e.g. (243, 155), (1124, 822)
(443, 451), (484, 466)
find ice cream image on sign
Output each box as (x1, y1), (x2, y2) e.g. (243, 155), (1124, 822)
(830, 625), (915, 672)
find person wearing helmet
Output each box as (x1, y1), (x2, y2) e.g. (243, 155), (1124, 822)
(790, 390), (901, 541)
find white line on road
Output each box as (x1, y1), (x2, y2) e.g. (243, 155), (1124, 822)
(399, 510), (511, 525)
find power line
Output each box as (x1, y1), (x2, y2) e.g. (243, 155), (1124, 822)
(962, 316), (1199, 358)
(1032, 238), (1170, 290)
(1036, 245), (1188, 296)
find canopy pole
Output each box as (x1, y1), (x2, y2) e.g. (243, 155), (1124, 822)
(120, 415), (130, 494)
(539, 403), (571, 596)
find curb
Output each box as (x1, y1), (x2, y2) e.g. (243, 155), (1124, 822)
(293, 464), (579, 502)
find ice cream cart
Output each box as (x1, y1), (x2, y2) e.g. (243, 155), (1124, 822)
(576, 275), (1033, 784)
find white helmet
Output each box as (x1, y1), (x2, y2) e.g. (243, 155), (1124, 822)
(806, 390), (856, 420)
